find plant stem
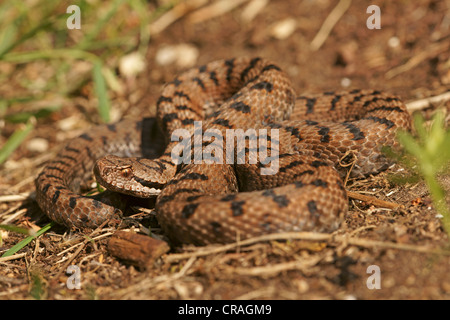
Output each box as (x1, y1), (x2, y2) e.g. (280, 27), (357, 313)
(423, 174), (450, 234)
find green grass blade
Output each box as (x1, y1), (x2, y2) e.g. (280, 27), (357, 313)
(1, 222), (54, 258)
(4, 105), (60, 123)
(0, 120), (34, 165)
(1, 48), (100, 63)
(0, 12), (60, 58)
(0, 224), (33, 235)
(76, 0), (127, 50)
(92, 61), (111, 123)
(129, 0), (152, 53)
(0, 22), (18, 57)
(411, 112), (426, 143)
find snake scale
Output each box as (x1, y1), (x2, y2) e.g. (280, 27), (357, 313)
(35, 57), (411, 245)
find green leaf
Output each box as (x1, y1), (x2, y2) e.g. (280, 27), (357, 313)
(396, 111), (450, 237)
(76, 0), (127, 50)
(412, 112), (427, 143)
(397, 130), (422, 159)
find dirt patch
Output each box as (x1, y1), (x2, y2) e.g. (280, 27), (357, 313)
(1, 0), (450, 300)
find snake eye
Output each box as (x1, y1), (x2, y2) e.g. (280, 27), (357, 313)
(121, 167), (133, 179)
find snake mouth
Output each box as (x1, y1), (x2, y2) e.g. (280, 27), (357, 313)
(132, 176), (164, 188)
(95, 178), (162, 198)
(93, 165), (162, 198)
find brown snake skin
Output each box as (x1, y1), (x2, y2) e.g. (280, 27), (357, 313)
(35, 57), (411, 245)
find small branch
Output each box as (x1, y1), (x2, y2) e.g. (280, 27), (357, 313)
(164, 231), (446, 263)
(347, 190), (403, 210)
(0, 193), (31, 202)
(0, 252), (27, 262)
(108, 231), (169, 269)
(405, 91), (450, 112)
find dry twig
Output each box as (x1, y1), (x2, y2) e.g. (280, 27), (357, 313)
(310, 0), (352, 51)
(188, 0), (248, 24)
(0, 252), (27, 263)
(149, 0), (208, 35)
(50, 221), (112, 284)
(386, 41), (450, 79)
(164, 231), (447, 263)
(0, 193), (30, 202)
(405, 91), (450, 112)
(111, 256), (197, 299)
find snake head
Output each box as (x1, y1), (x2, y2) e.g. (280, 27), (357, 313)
(94, 154), (162, 198)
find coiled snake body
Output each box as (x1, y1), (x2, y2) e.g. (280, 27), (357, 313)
(35, 57), (411, 245)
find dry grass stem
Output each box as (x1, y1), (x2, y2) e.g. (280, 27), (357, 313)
(0, 193), (31, 202)
(1, 208), (27, 225)
(406, 91), (450, 112)
(149, 0), (208, 35)
(310, 0), (352, 51)
(240, 0), (269, 23)
(164, 231), (446, 264)
(386, 41), (450, 79)
(188, 0), (249, 24)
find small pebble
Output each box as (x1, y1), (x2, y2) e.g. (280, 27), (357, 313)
(270, 18), (297, 40)
(388, 36), (400, 48)
(119, 52), (146, 77)
(155, 44), (199, 68)
(340, 77), (351, 87)
(27, 138), (49, 153)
